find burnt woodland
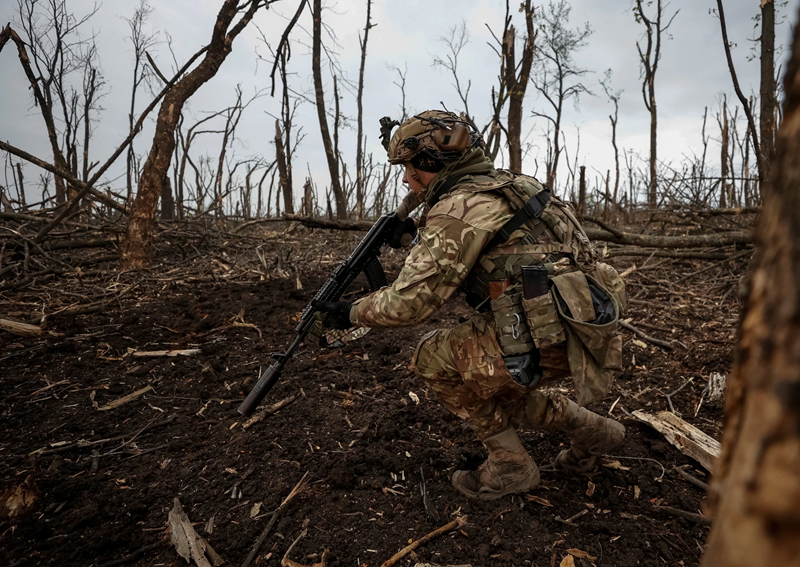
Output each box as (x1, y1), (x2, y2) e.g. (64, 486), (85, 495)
(1, 1), (798, 566)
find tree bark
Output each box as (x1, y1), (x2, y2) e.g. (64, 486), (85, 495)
(700, 17), (800, 566)
(311, 0), (346, 218)
(578, 165), (586, 213)
(274, 119), (293, 214)
(122, 0), (267, 269)
(504, 0), (534, 174)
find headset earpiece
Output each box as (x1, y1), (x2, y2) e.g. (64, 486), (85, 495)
(433, 123), (471, 153)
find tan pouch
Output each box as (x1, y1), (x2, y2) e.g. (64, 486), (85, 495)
(521, 291), (566, 349)
(551, 272), (622, 405)
(491, 290), (534, 355)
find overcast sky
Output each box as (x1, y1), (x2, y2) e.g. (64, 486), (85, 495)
(1, 0), (797, 208)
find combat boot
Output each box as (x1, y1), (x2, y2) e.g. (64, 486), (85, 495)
(451, 427), (540, 500)
(552, 399), (625, 473)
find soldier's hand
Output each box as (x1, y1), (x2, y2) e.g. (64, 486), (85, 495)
(390, 216), (417, 249)
(311, 300), (354, 330)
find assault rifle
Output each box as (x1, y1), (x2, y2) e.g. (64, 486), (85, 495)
(238, 212), (410, 417)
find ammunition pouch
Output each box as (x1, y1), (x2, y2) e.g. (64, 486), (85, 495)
(491, 288), (535, 355)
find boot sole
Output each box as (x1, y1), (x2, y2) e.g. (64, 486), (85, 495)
(451, 468), (541, 501)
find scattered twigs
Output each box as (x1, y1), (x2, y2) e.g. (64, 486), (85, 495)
(652, 505), (711, 526)
(660, 377), (695, 413)
(380, 515), (467, 567)
(95, 540), (169, 567)
(29, 415), (175, 456)
(242, 394), (298, 430)
(419, 466), (440, 522)
(619, 320), (675, 350)
(555, 508), (589, 527)
(672, 465), (709, 491)
(674, 248), (752, 284)
(241, 471), (311, 567)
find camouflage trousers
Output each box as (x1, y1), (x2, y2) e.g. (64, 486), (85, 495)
(411, 313), (574, 439)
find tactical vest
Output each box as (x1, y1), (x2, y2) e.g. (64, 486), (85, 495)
(449, 170), (628, 404)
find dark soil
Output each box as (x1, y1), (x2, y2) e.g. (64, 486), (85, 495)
(0, 230), (740, 567)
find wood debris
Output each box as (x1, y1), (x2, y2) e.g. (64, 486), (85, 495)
(380, 516), (467, 567)
(633, 410), (721, 472)
(131, 349), (201, 358)
(97, 386), (153, 411)
(242, 394), (298, 430)
(168, 498), (224, 567)
(0, 317), (42, 337)
(0, 475), (38, 518)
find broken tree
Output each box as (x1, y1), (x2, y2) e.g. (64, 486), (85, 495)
(122, 0), (273, 269)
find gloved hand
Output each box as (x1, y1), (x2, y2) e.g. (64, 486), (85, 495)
(389, 216), (417, 249)
(311, 299), (354, 330)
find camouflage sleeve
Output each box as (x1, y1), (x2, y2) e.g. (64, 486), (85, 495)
(351, 191), (512, 328)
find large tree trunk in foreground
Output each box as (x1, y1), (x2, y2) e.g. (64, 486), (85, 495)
(122, 0), (266, 269)
(701, 17), (800, 566)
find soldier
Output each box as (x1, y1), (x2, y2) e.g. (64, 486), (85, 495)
(313, 110), (625, 500)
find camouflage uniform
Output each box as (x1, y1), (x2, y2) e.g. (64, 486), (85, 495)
(351, 148), (582, 439)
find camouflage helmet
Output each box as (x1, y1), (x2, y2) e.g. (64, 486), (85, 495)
(380, 110), (476, 166)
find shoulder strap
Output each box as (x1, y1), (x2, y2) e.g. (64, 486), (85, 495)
(485, 188), (551, 250)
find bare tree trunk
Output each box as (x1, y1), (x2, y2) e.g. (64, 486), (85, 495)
(720, 94), (729, 208)
(122, 0), (268, 269)
(760, 0), (776, 180)
(634, 0), (675, 208)
(311, 0), (346, 218)
(504, 0), (535, 173)
(715, 0), (763, 188)
(275, 119), (293, 214)
(355, 0), (372, 220)
(700, 20), (800, 565)
(578, 165), (586, 213)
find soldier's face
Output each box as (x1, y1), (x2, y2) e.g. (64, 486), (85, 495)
(402, 164), (437, 195)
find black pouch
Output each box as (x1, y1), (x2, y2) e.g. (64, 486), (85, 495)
(504, 350), (543, 388)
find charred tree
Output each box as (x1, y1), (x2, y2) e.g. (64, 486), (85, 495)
(122, 0), (271, 269)
(311, 0), (346, 218)
(504, 0), (535, 173)
(760, 0), (777, 180)
(354, 0), (372, 219)
(715, 0), (763, 189)
(701, 17), (800, 566)
(634, 0), (677, 209)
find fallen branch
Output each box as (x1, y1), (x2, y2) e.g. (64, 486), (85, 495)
(652, 505), (711, 526)
(131, 349), (201, 358)
(584, 224), (751, 248)
(0, 318), (42, 337)
(98, 386), (153, 411)
(619, 321), (674, 350)
(95, 540), (169, 567)
(672, 465), (710, 491)
(633, 410), (721, 472)
(241, 471), (311, 567)
(242, 394), (298, 430)
(284, 214), (372, 231)
(380, 516), (468, 567)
